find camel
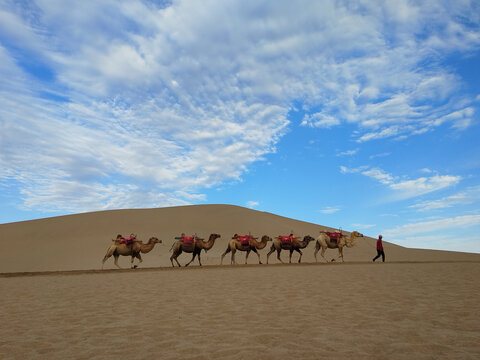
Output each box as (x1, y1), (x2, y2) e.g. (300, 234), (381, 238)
(314, 230), (363, 262)
(102, 236), (162, 269)
(170, 233), (220, 267)
(220, 235), (272, 265)
(266, 235), (315, 264)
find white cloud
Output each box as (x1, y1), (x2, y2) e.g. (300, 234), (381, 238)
(301, 112), (340, 128)
(391, 233), (480, 253)
(0, 1), (479, 213)
(337, 148), (359, 156)
(383, 215), (480, 237)
(320, 206), (340, 214)
(410, 186), (480, 212)
(339, 165), (368, 174)
(246, 201), (259, 209)
(351, 223), (376, 230)
(369, 152), (390, 159)
(342, 165), (461, 199)
(361, 168), (394, 185)
(390, 175), (461, 199)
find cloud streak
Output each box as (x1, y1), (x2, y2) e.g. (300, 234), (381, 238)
(383, 215), (480, 237)
(340, 166), (461, 200)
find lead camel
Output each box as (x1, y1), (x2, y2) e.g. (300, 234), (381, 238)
(314, 230), (363, 262)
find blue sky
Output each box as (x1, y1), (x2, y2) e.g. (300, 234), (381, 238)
(1, 0), (480, 252)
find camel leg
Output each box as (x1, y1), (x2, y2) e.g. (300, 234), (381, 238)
(266, 245), (275, 264)
(185, 252), (196, 267)
(231, 248), (237, 265)
(174, 255), (182, 267)
(295, 249), (303, 263)
(130, 253), (141, 269)
(102, 246), (116, 269)
(197, 251), (202, 266)
(289, 249), (293, 263)
(277, 248), (284, 264)
(245, 250), (250, 264)
(101, 254), (111, 269)
(320, 247), (328, 263)
(336, 247), (344, 262)
(252, 248), (262, 264)
(170, 250), (182, 267)
(113, 254), (122, 269)
(314, 242), (320, 263)
(220, 246), (231, 265)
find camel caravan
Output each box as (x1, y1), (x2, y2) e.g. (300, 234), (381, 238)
(101, 230), (364, 269)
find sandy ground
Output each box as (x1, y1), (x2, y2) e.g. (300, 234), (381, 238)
(1, 205), (479, 359)
(1, 262), (479, 360)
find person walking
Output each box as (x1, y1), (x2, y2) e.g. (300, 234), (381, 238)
(372, 235), (385, 262)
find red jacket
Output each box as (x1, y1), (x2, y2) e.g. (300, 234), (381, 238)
(376, 238), (383, 250)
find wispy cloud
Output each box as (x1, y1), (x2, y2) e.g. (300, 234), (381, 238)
(362, 168), (394, 185)
(320, 206), (340, 214)
(383, 215), (480, 237)
(351, 223), (376, 230)
(369, 152), (390, 159)
(1, 1), (479, 213)
(301, 113), (340, 128)
(410, 186), (480, 212)
(392, 233), (480, 253)
(340, 166), (461, 199)
(337, 149), (359, 157)
(389, 175), (461, 199)
(246, 201), (259, 209)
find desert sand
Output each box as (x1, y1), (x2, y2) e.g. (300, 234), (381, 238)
(1, 205), (479, 359)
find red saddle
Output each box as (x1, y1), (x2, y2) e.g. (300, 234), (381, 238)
(182, 236), (195, 244)
(279, 236), (293, 244)
(239, 235), (251, 246)
(327, 232), (343, 242)
(119, 236), (135, 245)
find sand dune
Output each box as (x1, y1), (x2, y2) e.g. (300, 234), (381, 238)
(1, 204), (478, 273)
(1, 205), (479, 359)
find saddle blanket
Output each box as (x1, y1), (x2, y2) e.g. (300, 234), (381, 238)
(182, 236), (195, 244)
(239, 235), (251, 246)
(279, 236), (293, 244)
(327, 232), (342, 243)
(119, 236), (135, 245)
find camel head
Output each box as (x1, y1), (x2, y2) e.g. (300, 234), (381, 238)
(261, 235), (273, 242)
(303, 235), (315, 243)
(149, 237), (163, 244)
(345, 231), (363, 247)
(202, 233), (221, 253)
